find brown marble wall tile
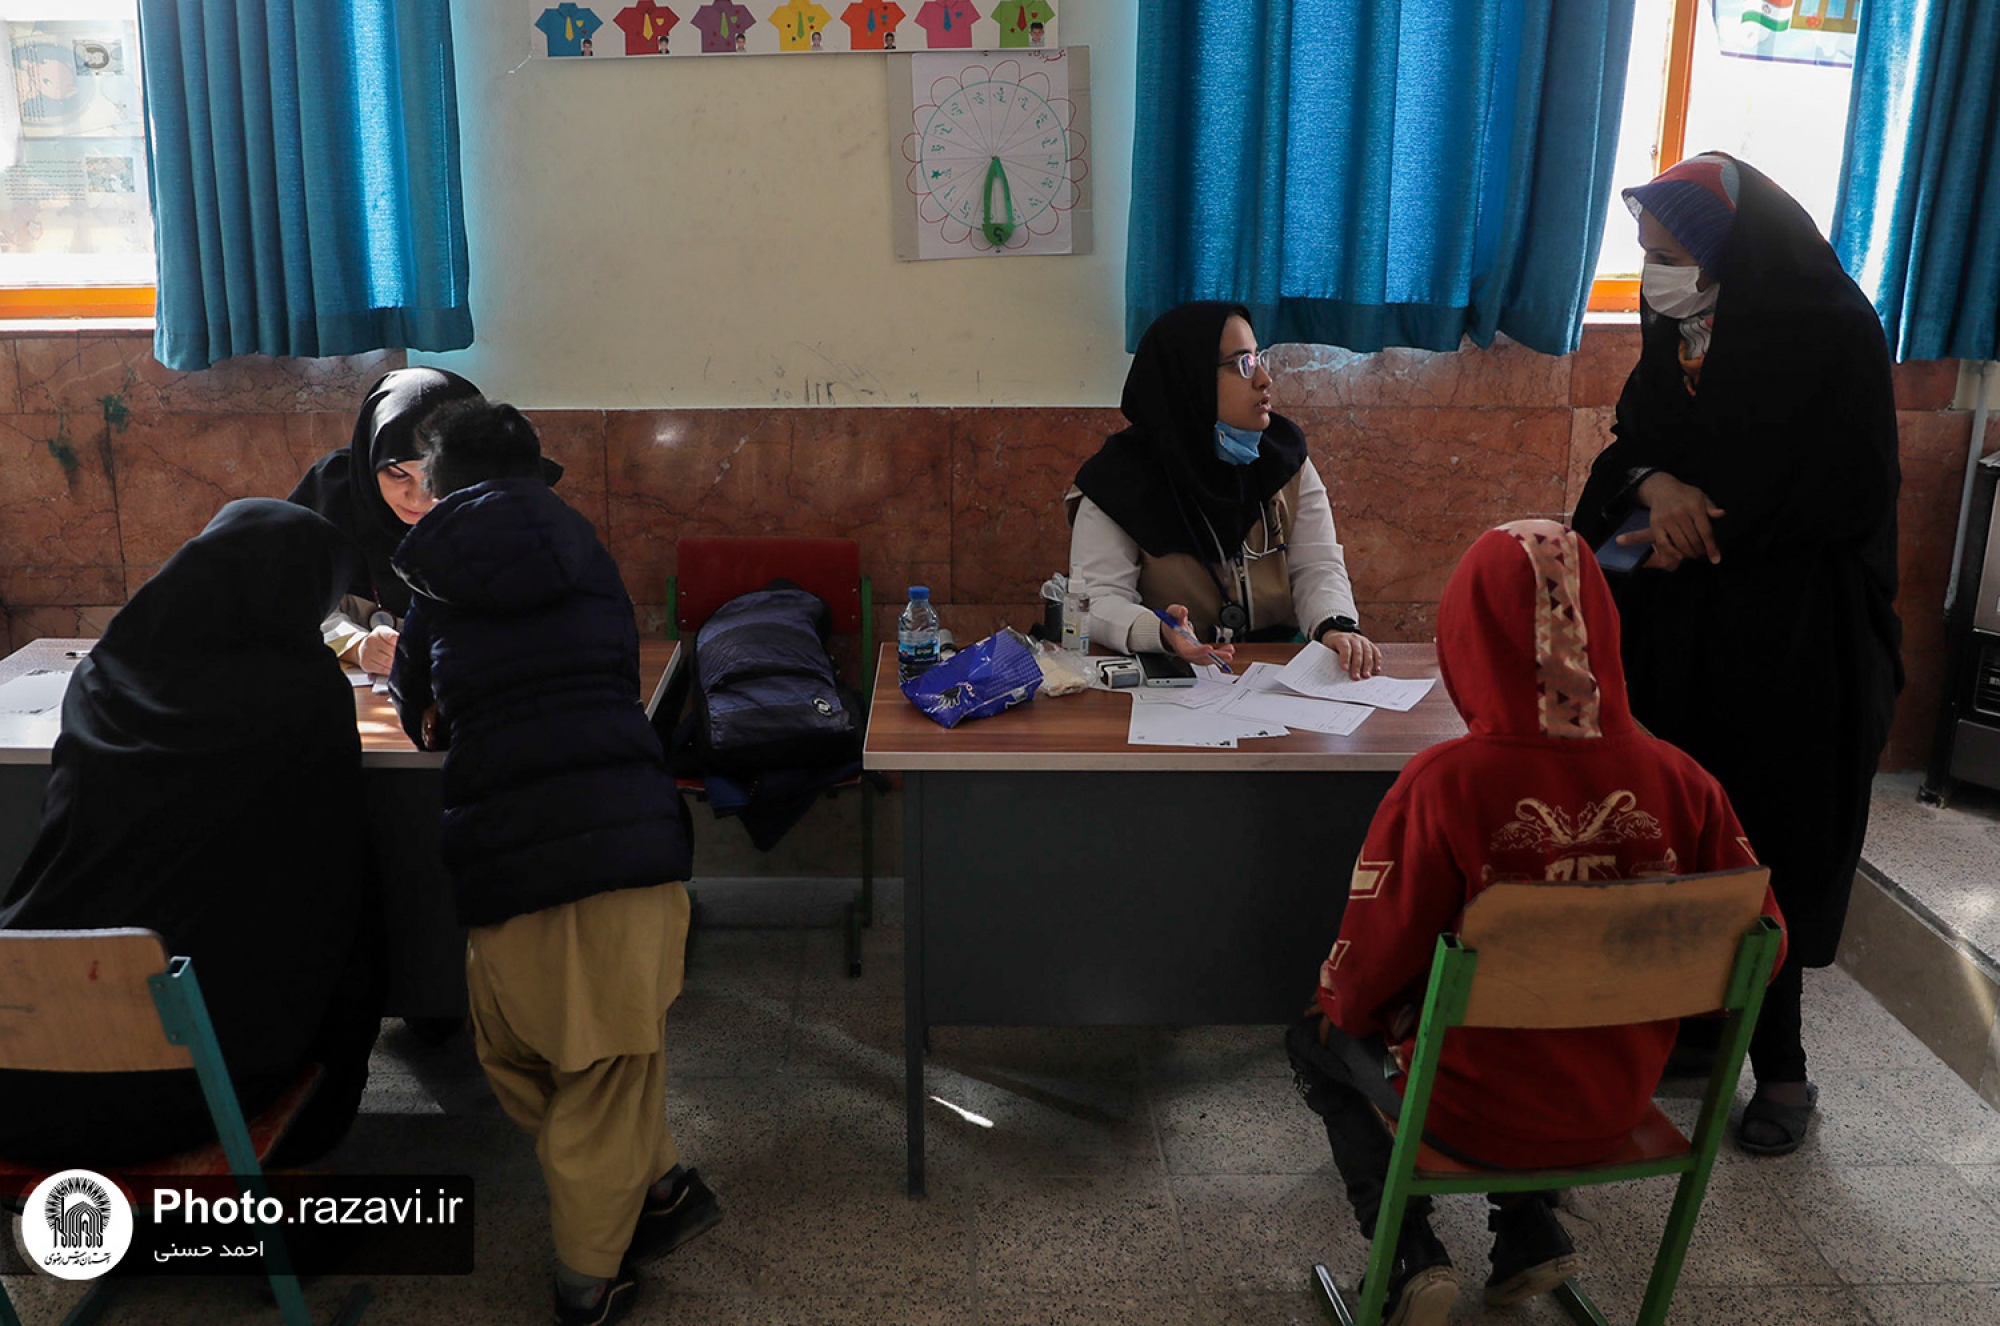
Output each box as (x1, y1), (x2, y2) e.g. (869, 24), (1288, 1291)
(8, 605), (121, 651)
(111, 413), (329, 592)
(0, 413), (123, 605)
(949, 406), (1122, 604)
(525, 410), (609, 541)
(1891, 359), (1961, 412)
(1354, 601), (1437, 645)
(1268, 333), (1571, 410)
(1297, 406), (1571, 603)
(0, 340), (22, 414)
(1568, 322), (1641, 408)
(604, 409), (951, 612)
(1885, 410), (1981, 769)
(1566, 407), (1616, 517)
(12, 331), (402, 415)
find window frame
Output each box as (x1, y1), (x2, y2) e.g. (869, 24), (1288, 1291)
(1589, 0), (1700, 312)
(0, 0), (156, 323)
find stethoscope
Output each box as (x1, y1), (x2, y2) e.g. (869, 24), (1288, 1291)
(1169, 485), (1287, 642)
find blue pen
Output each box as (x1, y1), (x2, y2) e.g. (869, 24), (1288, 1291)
(1153, 609), (1233, 673)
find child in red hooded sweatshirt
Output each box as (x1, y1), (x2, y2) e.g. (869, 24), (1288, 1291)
(1287, 519), (1784, 1326)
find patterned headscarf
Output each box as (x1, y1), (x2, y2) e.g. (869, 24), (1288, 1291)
(1624, 153), (1742, 382)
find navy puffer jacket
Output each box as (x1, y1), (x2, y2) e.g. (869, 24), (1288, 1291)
(388, 479), (692, 927)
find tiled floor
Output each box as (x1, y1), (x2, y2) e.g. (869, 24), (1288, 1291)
(8, 879), (2000, 1325)
(1864, 771), (2000, 961)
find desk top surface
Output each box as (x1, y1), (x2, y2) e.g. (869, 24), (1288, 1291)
(862, 642), (1466, 772)
(0, 638), (680, 769)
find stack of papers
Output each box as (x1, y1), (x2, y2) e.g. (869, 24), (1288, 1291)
(1121, 643), (1438, 748)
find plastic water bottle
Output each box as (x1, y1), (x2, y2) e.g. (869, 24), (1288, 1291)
(1060, 578), (1091, 653)
(898, 586), (941, 681)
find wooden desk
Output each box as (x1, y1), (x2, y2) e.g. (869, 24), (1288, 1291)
(863, 642), (1466, 1194)
(0, 638), (679, 1017)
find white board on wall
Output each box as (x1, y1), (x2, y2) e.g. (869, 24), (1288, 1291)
(892, 47), (1090, 260)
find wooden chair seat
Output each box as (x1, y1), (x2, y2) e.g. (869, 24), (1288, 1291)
(0, 1065), (322, 1198)
(1388, 1102), (1693, 1181)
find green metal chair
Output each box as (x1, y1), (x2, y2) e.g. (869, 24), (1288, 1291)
(1312, 867), (1782, 1326)
(664, 535), (877, 976)
(0, 928), (369, 1326)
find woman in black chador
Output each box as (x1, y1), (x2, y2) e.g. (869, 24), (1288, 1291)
(1572, 153), (1902, 1156)
(0, 500), (384, 1167)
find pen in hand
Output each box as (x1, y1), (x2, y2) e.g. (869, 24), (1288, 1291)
(1153, 609), (1233, 673)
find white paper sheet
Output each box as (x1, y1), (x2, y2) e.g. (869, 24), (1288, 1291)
(1129, 678), (1241, 711)
(0, 668), (71, 714)
(1126, 698), (1288, 747)
(344, 667), (374, 688)
(1219, 688), (1371, 736)
(1271, 643), (1438, 711)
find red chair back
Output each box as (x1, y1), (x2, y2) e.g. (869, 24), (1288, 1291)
(675, 536), (863, 635)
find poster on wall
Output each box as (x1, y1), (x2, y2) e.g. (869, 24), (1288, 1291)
(892, 48), (1088, 260)
(1712, 0), (1860, 67)
(0, 9), (152, 286)
(528, 0), (1056, 59)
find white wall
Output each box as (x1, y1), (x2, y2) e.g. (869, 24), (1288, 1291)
(421, 3), (1136, 409)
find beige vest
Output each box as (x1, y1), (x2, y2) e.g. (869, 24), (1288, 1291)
(1068, 470), (1305, 641)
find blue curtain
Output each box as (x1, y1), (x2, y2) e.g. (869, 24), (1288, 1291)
(139, 1), (473, 370)
(1832, 1), (2000, 363)
(1127, 1), (1635, 356)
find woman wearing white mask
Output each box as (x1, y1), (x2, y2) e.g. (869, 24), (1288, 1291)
(1066, 302), (1380, 678)
(1572, 154), (1902, 1158)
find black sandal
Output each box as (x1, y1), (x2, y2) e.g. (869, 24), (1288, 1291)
(1737, 1082), (1818, 1156)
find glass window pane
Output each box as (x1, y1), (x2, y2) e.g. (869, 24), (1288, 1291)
(1596, 0), (1678, 281)
(1678, 1), (1856, 238)
(0, 0), (152, 288)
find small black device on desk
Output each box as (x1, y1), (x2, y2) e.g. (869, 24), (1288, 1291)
(1136, 651), (1197, 687)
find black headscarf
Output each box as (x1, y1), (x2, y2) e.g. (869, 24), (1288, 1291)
(287, 367), (484, 617)
(1, 499), (371, 1076)
(1571, 156), (1902, 966)
(1074, 302), (1310, 558)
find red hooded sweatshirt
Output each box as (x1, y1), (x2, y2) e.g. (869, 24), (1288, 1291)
(1315, 520), (1785, 1168)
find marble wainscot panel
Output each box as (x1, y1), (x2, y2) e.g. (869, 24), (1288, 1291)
(0, 412), (124, 607)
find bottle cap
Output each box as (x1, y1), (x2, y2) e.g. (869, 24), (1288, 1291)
(909, 586), (931, 600)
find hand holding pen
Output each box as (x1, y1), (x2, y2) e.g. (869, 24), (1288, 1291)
(1154, 607), (1234, 672)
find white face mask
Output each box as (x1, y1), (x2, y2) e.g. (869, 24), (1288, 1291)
(1642, 261), (1718, 320)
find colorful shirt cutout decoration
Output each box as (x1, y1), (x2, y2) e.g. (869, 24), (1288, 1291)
(840, 1), (905, 50)
(691, 0), (758, 51)
(990, 0), (1052, 48)
(534, 3), (604, 56)
(613, 1), (680, 53)
(914, 1), (979, 49)
(770, 1), (832, 49)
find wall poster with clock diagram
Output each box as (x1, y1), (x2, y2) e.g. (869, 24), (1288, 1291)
(892, 47), (1089, 260)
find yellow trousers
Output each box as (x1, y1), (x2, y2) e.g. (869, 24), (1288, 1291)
(466, 881), (690, 1277)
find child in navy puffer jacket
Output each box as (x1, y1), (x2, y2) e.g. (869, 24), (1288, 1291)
(389, 399), (718, 1326)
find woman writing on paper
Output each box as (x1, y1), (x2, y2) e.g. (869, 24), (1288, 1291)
(0, 501), (382, 1167)
(1571, 155), (1901, 1156)
(1066, 302), (1382, 678)
(289, 368), (497, 673)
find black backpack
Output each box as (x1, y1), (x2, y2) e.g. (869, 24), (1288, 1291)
(688, 582), (860, 777)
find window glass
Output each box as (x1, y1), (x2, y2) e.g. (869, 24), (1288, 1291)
(1595, 0), (1858, 287)
(0, 0), (152, 288)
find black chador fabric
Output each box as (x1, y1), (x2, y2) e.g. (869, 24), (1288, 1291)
(1074, 301), (1309, 559)
(1571, 157), (1902, 967)
(287, 367), (485, 617)
(0, 500), (383, 1167)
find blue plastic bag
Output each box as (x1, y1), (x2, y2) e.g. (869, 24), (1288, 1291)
(900, 629), (1043, 728)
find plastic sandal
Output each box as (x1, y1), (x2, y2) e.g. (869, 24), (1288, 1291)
(1737, 1082), (1818, 1156)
